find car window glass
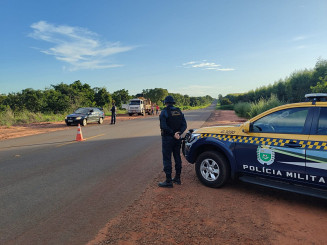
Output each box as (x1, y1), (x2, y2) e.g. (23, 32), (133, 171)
(317, 108), (327, 135)
(74, 108), (89, 114)
(252, 107), (309, 134)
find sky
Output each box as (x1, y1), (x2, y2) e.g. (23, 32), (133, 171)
(0, 0), (327, 97)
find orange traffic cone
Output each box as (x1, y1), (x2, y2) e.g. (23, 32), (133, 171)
(76, 124), (85, 141)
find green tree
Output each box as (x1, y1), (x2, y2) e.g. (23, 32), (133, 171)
(43, 89), (71, 113)
(112, 89), (131, 108)
(94, 87), (112, 108)
(220, 97), (232, 106)
(168, 93), (185, 106)
(183, 95), (190, 106)
(313, 58), (327, 82)
(218, 94), (223, 104)
(3, 92), (24, 111)
(51, 80), (95, 108)
(287, 70), (313, 102)
(0, 94), (8, 111)
(311, 76), (327, 93)
(143, 88), (168, 105)
(20, 88), (44, 113)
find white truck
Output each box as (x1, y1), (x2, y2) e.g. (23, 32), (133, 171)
(128, 97), (152, 116)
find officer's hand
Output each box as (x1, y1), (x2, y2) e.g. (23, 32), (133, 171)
(174, 132), (181, 140)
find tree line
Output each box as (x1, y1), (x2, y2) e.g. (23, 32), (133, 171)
(0, 81), (213, 114)
(142, 88), (213, 108)
(218, 59), (327, 118)
(219, 59), (327, 106)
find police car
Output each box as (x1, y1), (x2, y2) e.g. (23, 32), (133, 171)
(182, 94), (327, 199)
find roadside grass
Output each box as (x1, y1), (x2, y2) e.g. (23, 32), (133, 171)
(215, 95), (284, 119)
(234, 102), (251, 118)
(0, 108), (66, 127)
(104, 108), (127, 116)
(247, 94), (284, 118)
(233, 94), (284, 119)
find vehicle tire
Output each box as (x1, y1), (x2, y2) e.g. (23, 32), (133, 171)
(129, 113), (133, 116)
(81, 118), (87, 126)
(98, 117), (103, 124)
(66, 122), (71, 126)
(195, 151), (230, 188)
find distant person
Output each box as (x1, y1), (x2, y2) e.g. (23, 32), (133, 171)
(151, 105), (154, 115)
(156, 105), (160, 115)
(158, 95), (187, 188)
(111, 103), (116, 124)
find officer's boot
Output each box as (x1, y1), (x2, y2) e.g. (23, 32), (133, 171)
(158, 174), (173, 188)
(172, 173), (181, 185)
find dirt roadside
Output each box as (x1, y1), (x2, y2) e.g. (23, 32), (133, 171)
(1, 110), (326, 244)
(86, 110), (327, 245)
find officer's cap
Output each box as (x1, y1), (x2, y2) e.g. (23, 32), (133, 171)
(164, 95), (175, 104)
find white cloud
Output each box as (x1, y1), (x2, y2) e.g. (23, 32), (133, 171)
(182, 61), (196, 66)
(182, 60), (235, 71)
(193, 62), (221, 68)
(216, 68), (235, 71)
(29, 21), (135, 71)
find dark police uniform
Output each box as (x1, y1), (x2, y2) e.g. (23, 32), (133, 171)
(111, 105), (116, 124)
(159, 97), (187, 187)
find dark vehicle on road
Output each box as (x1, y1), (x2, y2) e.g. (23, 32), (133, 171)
(183, 94), (327, 199)
(65, 107), (104, 126)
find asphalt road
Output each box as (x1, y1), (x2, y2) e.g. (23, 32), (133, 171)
(0, 105), (214, 245)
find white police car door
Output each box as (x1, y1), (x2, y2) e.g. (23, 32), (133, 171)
(306, 107), (327, 188)
(235, 107), (312, 184)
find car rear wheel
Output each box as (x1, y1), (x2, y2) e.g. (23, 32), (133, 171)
(195, 151), (230, 188)
(98, 117), (103, 124)
(81, 118), (87, 126)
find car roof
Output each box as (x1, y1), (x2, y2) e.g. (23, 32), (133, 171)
(79, 107), (99, 109)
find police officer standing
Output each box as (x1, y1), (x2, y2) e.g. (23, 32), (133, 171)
(158, 95), (187, 188)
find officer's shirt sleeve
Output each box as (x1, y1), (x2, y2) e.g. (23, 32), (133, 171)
(160, 109), (174, 136)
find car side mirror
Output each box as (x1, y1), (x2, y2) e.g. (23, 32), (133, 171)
(242, 121), (251, 133)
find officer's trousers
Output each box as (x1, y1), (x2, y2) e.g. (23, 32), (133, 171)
(161, 136), (182, 176)
(111, 113), (116, 124)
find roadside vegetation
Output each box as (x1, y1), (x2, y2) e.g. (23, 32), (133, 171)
(0, 81), (213, 126)
(233, 95), (283, 119)
(218, 59), (327, 118)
